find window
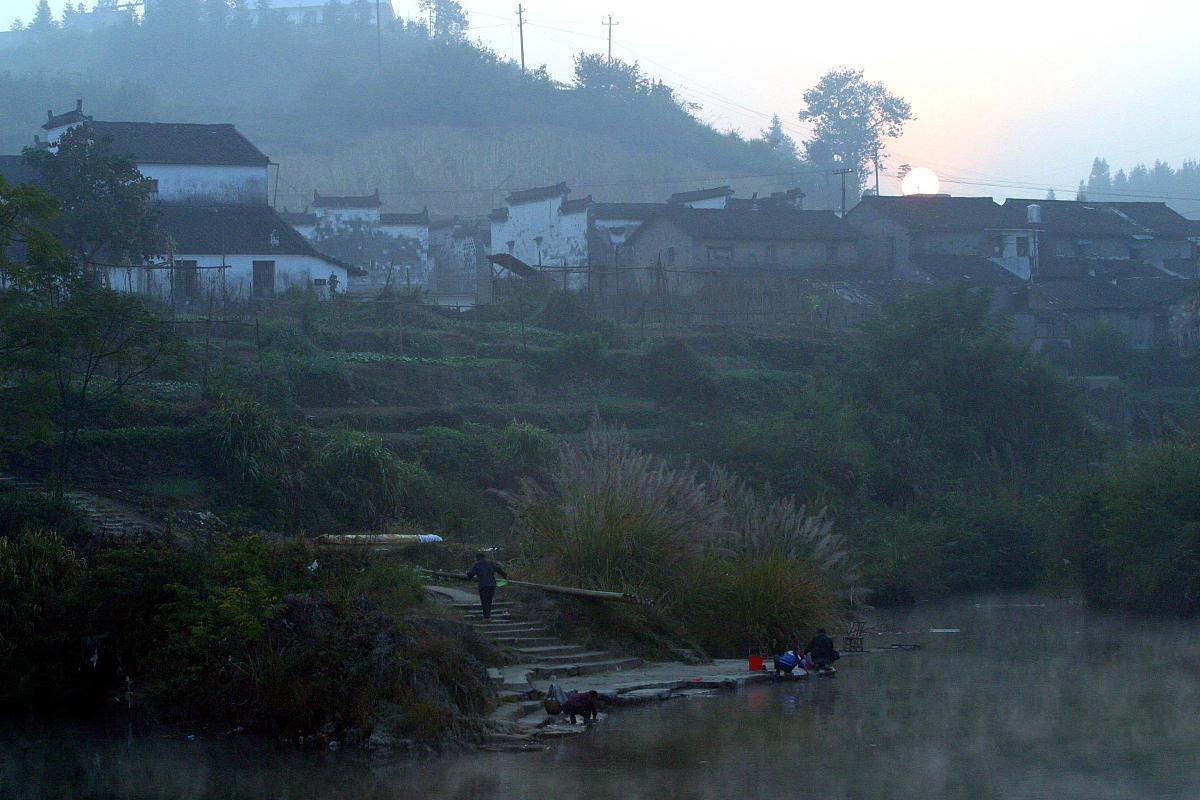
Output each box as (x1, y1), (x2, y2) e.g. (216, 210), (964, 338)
(146, 178), (159, 199)
(173, 260), (199, 300)
(252, 260), (276, 297)
(313, 278), (328, 286)
(765, 244), (778, 264)
(989, 235), (1004, 257)
(1016, 237), (1029, 257)
(666, 246), (676, 266)
(706, 246), (733, 264)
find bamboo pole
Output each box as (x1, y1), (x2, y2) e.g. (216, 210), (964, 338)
(419, 568), (646, 606)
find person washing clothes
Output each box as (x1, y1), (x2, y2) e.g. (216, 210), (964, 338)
(466, 551), (508, 621)
(805, 628), (840, 670)
(773, 646), (804, 676)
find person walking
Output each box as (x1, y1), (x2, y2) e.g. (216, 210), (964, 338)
(466, 551), (508, 621)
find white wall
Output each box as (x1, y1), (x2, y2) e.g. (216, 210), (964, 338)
(315, 207), (381, 227)
(140, 164), (269, 206)
(681, 196), (728, 209)
(379, 222), (431, 280)
(490, 195), (590, 277)
(106, 253), (348, 302)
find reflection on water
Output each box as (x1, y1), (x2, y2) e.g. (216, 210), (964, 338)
(4, 596), (1200, 800)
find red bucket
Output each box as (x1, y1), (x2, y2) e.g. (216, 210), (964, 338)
(747, 655), (764, 672)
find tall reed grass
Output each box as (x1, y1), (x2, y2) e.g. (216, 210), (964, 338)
(507, 424), (854, 655)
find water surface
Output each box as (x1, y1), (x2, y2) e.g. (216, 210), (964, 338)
(4, 596), (1200, 799)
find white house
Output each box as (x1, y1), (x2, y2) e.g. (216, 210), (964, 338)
(29, 100), (353, 302)
(379, 208), (432, 287)
(489, 182), (593, 287)
(107, 205), (351, 302)
(311, 190), (382, 227)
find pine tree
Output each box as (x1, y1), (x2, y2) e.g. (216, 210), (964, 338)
(760, 114), (797, 160)
(29, 0), (56, 31)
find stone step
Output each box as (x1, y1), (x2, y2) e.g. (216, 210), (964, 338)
(526, 657), (644, 681)
(472, 622), (546, 633)
(452, 601), (513, 609)
(462, 610), (514, 619)
(512, 644), (587, 657)
(525, 650), (614, 666)
(492, 636), (560, 647)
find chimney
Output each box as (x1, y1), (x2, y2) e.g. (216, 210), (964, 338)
(47, 110), (53, 121)
(75, 99), (83, 112)
(1027, 203), (1042, 224)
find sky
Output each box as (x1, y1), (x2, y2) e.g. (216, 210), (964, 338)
(4, 0), (1199, 200)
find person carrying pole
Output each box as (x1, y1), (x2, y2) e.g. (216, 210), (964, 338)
(466, 551), (508, 621)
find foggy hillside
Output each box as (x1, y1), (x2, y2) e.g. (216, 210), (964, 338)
(0, 7), (828, 214)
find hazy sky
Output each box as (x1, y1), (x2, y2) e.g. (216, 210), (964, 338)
(5, 0), (1199, 201)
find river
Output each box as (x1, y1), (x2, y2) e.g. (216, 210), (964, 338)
(4, 595), (1200, 799)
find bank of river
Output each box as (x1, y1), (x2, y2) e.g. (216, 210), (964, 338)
(4, 595), (1200, 799)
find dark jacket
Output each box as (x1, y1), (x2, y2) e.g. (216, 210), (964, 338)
(466, 558), (507, 588)
(806, 632), (838, 663)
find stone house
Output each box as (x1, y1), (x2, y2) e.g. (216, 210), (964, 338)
(621, 205), (859, 294)
(845, 195), (1036, 281)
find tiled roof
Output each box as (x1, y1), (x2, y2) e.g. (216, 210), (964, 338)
(913, 254), (1023, 287)
(1036, 258), (1166, 281)
(380, 208), (430, 226)
(632, 206), (858, 244)
(156, 204), (359, 273)
(488, 207), (509, 222)
(1029, 276), (1193, 311)
(312, 189), (381, 209)
(667, 185), (734, 204)
(1003, 199), (1144, 237)
(593, 202), (663, 221)
(560, 195), (593, 215)
(505, 182), (568, 205)
(85, 121), (270, 166)
(1102, 202), (1196, 239)
(42, 100), (90, 131)
(848, 195), (1015, 231)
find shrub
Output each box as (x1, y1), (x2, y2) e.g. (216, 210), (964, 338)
(499, 421), (559, 476)
(1062, 444), (1200, 617)
(196, 394), (289, 502)
(257, 317), (317, 356)
(0, 528), (87, 709)
(310, 430), (435, 528)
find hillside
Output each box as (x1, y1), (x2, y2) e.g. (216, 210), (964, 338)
(0, 13), (831, 215)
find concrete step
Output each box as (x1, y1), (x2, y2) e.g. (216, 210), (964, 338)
(452, 601), (513, 609)
(526, 657), (644, 681)
(462, 610), (514, 619)
(512, 644), (587, 657)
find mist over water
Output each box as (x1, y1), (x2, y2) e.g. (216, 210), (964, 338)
(5, 596), (1200, 800)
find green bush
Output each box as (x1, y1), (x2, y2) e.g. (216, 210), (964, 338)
(499, 421), (559, 477)
(196, 394), (289, 504)
(257, 317), (318, 356)
(0, 528), (87, 709)
(1062, 444), (1200, 617)
(310, 430), (435, 529)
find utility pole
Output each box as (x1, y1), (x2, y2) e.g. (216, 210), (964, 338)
(833, 168), (853, 217)
(602, 14), (619, 61)
(517, 4), (526, 72)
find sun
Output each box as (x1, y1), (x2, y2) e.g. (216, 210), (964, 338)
(901, 167), (941, 196)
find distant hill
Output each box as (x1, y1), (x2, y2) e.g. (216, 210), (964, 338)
(0, 13), (836, 215)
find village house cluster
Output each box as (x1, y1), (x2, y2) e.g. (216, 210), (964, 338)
(3, 101), (1198, 351)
